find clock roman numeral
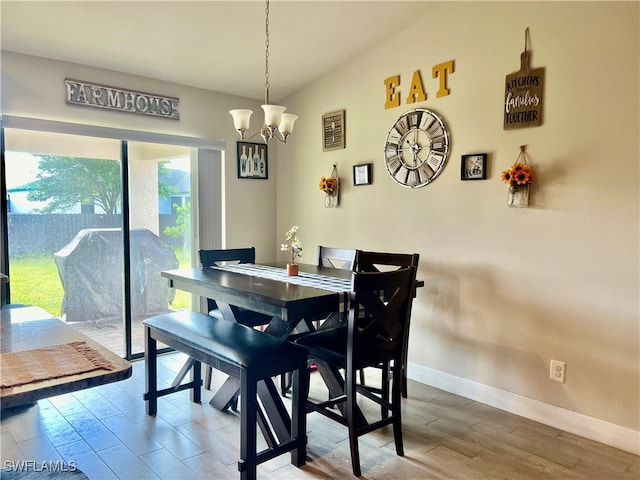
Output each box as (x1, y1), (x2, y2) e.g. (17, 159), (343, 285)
(420, 114), (434, 131)
(406, 169), (420, 187)
(386, 155), (402, 175)
(407, 111), (421, 129)
(387, 129), (402, 145)
(428, 123), (444, 138)
(385, 144), (400, 158)
(427, 153), (444, 170)
(395, 119), (409, 136)
(431, 140), (444, 152)
(394, 165), (409, 184)
(420, 163), (435, 180)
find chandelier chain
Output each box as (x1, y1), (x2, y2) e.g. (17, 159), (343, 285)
(264, 0), (270, 104)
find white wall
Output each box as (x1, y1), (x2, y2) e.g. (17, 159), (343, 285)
(1, 51), (278, 260)
(275, 0), (639, 446)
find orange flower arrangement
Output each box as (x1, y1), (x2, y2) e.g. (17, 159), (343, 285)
(501, 162), (535, 186)
(319, 176), (337, 195)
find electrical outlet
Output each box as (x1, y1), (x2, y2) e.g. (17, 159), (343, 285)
(549, 359), (566, 383)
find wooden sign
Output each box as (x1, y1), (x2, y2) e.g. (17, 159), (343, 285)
(504, 29), (544, 130)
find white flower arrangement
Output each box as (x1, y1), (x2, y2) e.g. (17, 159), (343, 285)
(280, 225), (303, 264)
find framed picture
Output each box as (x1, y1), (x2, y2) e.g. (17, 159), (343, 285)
(353, 163), (372, 186)
(322, 110), (346, 151)
(461, 153), (487, 180)
(237, 141), (268, 179)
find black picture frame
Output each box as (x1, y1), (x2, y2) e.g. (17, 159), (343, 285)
(353, 163), (372, 186)
(237, 141), (268, 179)
(461, 153), (487, 180)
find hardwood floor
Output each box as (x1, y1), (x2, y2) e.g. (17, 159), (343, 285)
(2, 352), (638, 479)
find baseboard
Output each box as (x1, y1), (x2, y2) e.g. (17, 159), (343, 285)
(408, 363), (640, 456)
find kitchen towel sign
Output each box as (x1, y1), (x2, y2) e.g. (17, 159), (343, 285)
(504, 29), (544, 130)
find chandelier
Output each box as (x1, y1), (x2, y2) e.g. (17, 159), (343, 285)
(229, 0), (297, 144)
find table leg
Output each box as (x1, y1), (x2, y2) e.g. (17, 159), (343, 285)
(209, 375), (241, 411)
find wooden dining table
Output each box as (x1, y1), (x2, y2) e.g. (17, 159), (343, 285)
(161, 262), (422, 426)
(162, 262), (352, 337)
(161, 263), (352, 409)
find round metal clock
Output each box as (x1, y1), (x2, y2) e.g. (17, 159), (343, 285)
(383, 108), (450, 188)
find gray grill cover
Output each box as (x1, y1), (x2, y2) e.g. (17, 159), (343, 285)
(54, 228), (179, 323)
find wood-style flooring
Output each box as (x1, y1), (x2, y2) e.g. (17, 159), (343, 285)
(2, 352), (638, 479)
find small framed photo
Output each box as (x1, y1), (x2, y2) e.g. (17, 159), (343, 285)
(353, 163), (372, 186)
(322, 110), (346, 151)
(461, 153), (487, 180)
(237, 141), (268, 179)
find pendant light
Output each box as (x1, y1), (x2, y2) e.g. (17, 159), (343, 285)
(229, 0), (297, 144)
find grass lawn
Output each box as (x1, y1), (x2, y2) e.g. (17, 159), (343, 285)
(9, 255), (64, 315)
(9, 250), (192, 316)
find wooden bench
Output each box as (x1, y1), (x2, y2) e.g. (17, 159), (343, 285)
(143, 311), (308, 480)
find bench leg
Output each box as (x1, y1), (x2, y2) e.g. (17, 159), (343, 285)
(239, 370), (258, 480)
(144, 326), (158, 416)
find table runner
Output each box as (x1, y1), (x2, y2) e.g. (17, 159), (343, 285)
(211, 263), (353, 292)
(1, 341), (115, 389)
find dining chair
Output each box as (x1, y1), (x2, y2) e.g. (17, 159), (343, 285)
(198, 247), (273, 389)
(317, 245), (356, 271)
(280, 246), (356, 395)
(315, 246), (356, 329)
(354, 250), (420, 398)
(295, 266), (417, 477)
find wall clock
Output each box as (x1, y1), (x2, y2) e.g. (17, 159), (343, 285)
(383, 108), (450, 188)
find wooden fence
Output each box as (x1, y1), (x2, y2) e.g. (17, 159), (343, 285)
(8, 214), (181, 256)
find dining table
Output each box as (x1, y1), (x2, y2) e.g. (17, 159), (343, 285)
(162, 262), (353, 335)
(161, 262), (353, 410)
(161, 261), (422, 427)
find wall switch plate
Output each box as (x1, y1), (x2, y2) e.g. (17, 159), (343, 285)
(550, 359), (566, 383)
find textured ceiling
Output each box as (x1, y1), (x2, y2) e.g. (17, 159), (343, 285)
(1, 1), (435, 102)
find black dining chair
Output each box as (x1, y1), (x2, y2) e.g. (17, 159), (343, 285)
(315, 246), (356, 328)
(199, 247), (273, 389)
(317, 245), (356, 271)
(295, 266), (417, 477)
(280, 246), (356, 395)
(354, 250), (420, 399)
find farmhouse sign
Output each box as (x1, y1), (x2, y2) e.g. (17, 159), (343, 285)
(504, 29), (544, 130)
(65, 79), (180, 120)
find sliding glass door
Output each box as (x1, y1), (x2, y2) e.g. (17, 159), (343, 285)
(3, 128), (194, 358)
(127, 141), (193, 355)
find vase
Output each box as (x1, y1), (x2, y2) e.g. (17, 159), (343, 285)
(324, 165), (339, 208)
(508, 183), (529, 208)
(325, 193), (337, 208)
(287, 263), (299, 276)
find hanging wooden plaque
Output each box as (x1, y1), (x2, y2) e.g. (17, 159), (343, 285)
(504, 29), (544, 130)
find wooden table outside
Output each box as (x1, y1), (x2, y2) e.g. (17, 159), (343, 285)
(1, 306), (132, 410)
